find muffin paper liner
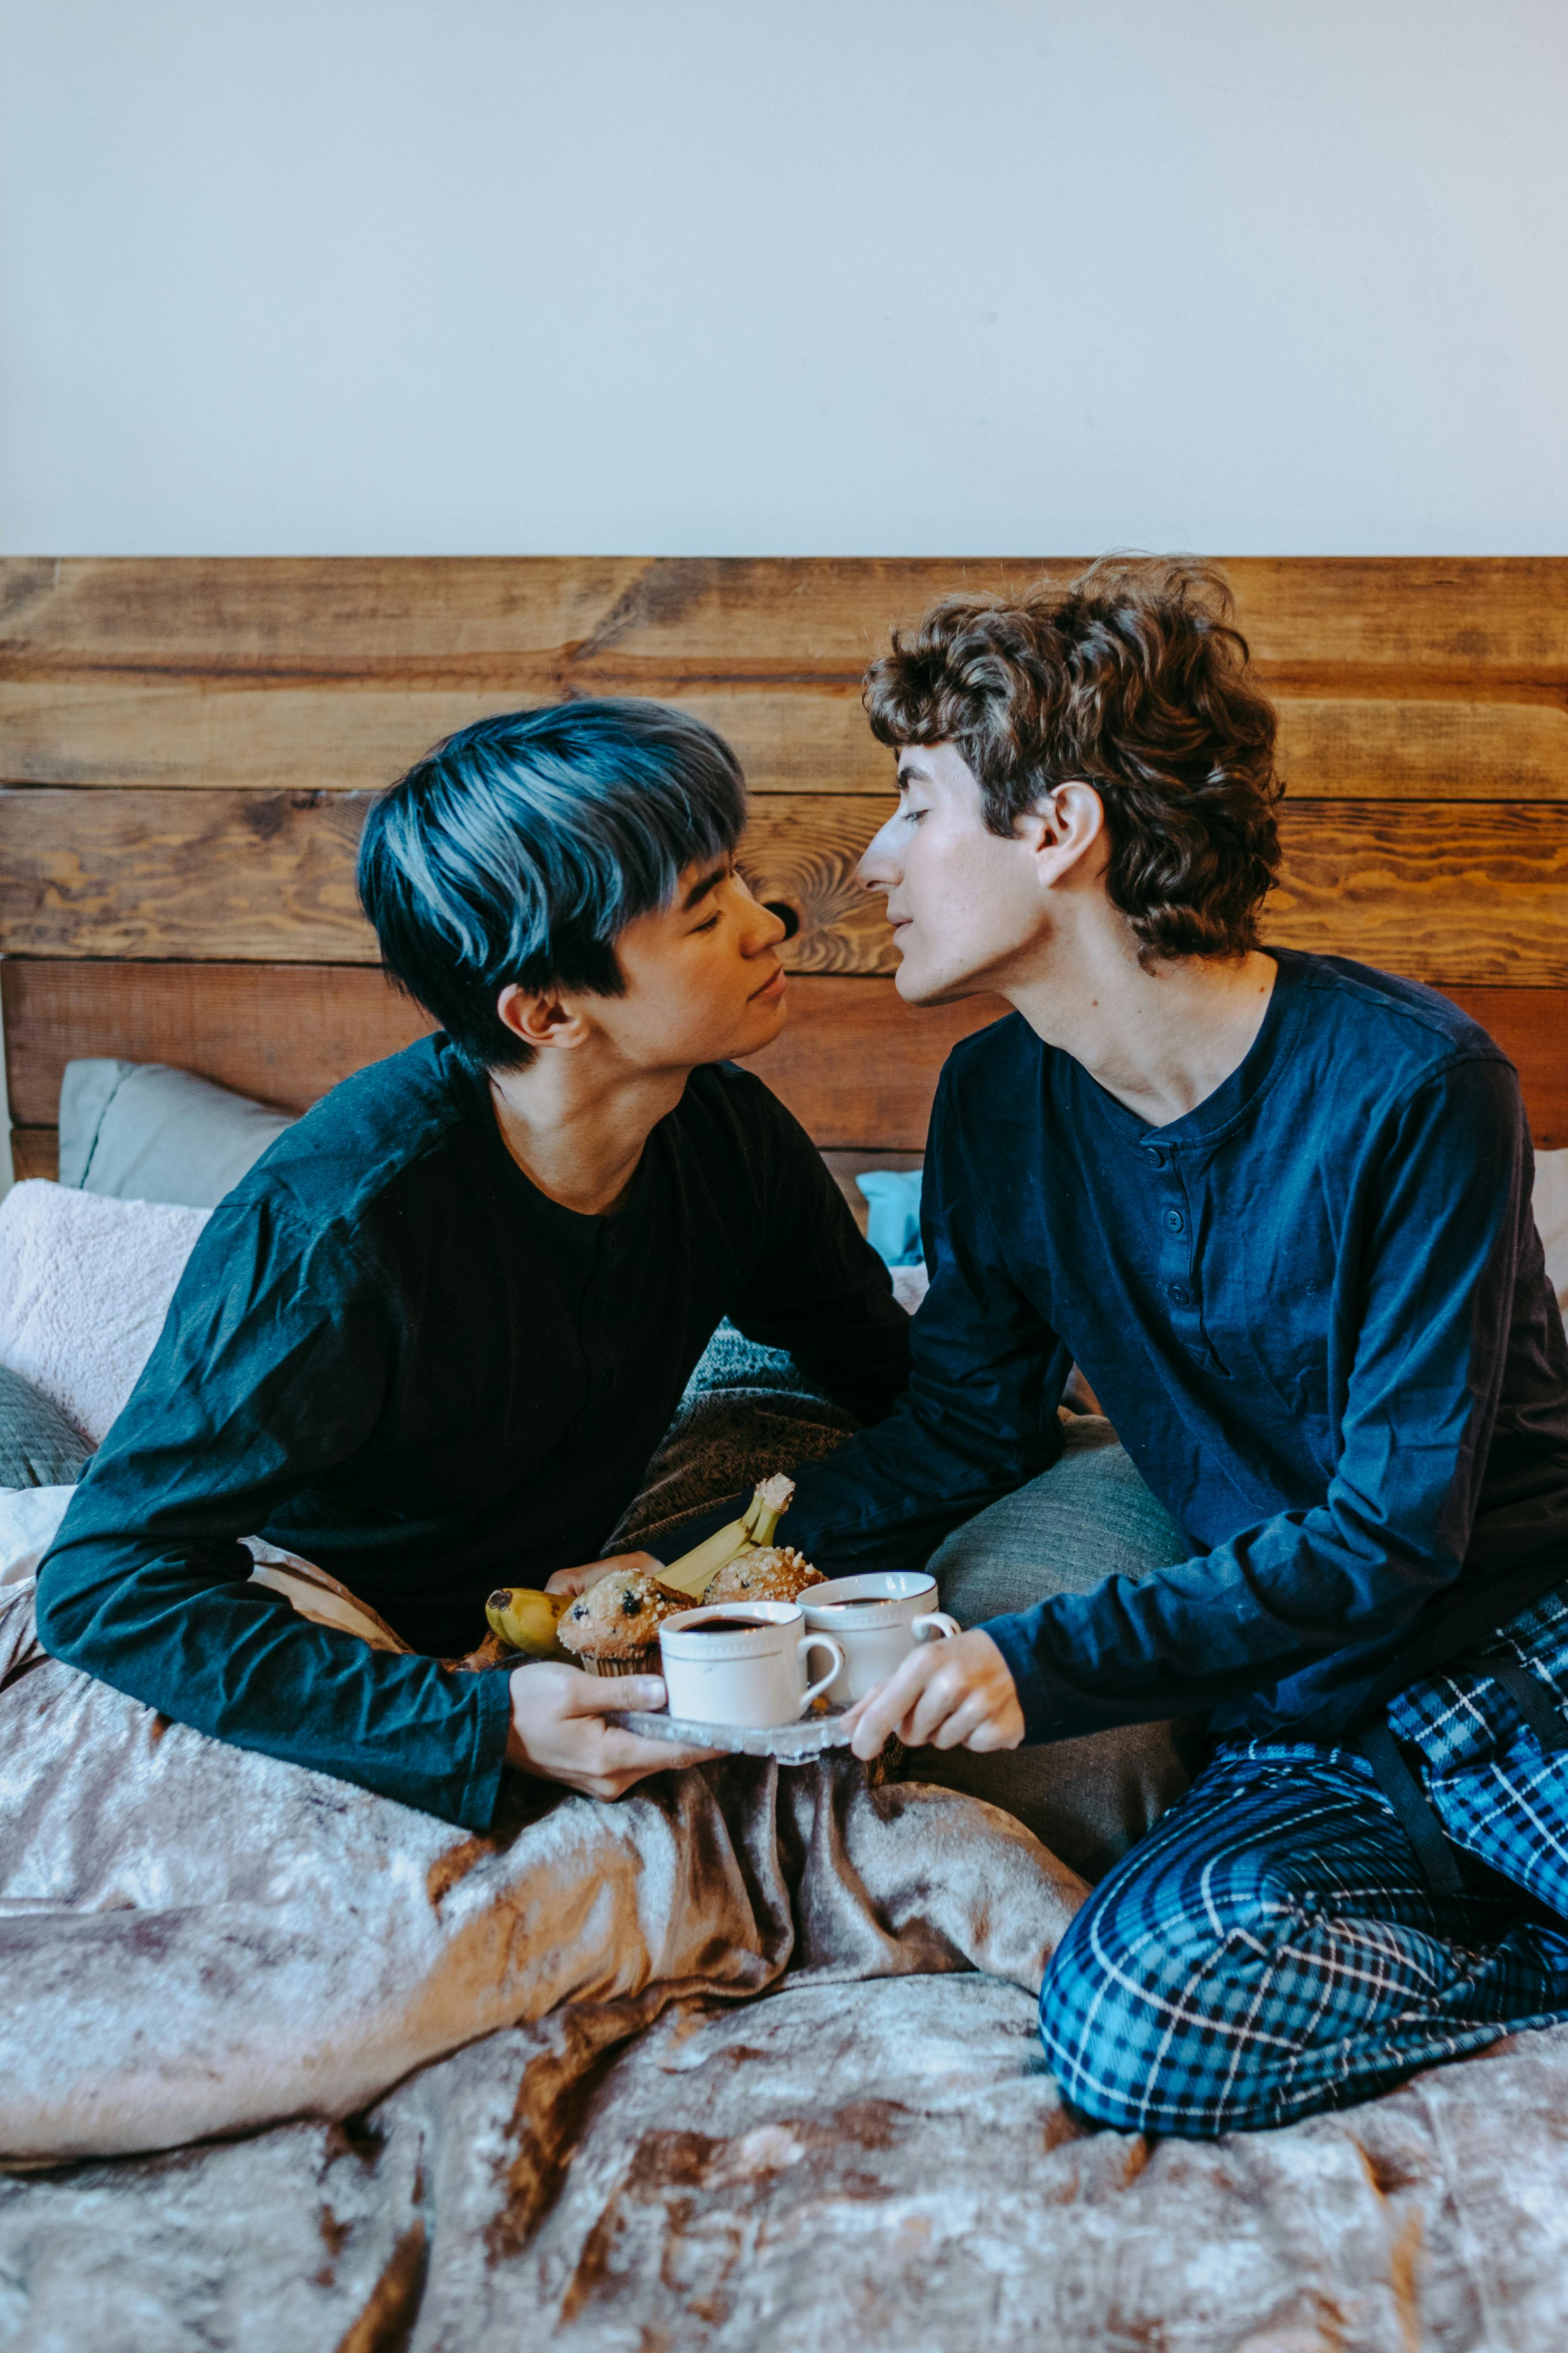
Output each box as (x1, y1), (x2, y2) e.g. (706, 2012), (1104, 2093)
(577, 1646), (661, 1678)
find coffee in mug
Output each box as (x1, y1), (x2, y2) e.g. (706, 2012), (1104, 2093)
(659, 1600), (844, 1729)
(801, 1572), (960, 1705)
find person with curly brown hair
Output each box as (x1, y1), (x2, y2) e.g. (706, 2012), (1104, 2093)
(778, 556), (1568, 2135)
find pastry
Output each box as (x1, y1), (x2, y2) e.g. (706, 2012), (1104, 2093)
(702, 1544), (823, 1607)
(557, 1568), (689, 1676)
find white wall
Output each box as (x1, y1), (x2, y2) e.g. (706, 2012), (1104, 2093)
(1, 0), (1565, 557)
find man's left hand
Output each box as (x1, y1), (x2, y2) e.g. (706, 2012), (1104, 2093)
(545, 1549), (663, 1600)
(843, 1628), (1026, 1761)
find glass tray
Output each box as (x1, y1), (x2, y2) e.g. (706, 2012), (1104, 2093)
(606, 1705), (854, 1762)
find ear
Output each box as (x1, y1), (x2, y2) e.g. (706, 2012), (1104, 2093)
(1016, 782), (1107, 889)
(494, 982), (590, 1053)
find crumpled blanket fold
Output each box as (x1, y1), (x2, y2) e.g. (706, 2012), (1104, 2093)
(0, 1581), (1086, 2164)
(12, 1974), (1568, 2350)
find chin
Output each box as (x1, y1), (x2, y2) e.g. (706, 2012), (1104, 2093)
(724, 991), (789, 1061)
(894, 954), (970, 1008)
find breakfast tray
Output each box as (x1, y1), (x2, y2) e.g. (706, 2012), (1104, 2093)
(606, 1705), (853, 1762)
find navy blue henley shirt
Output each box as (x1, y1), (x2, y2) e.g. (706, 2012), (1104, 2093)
(786, 951), (1568, 1746)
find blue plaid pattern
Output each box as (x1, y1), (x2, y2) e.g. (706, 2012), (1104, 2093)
(1040, 1580), (1568, 2136)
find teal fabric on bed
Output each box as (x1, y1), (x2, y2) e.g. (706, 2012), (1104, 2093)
(0, 1364), (91, 1489)
(855, 1169), (924, 1266)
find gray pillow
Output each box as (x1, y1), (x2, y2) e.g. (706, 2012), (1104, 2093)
(916, 1419), (1202, 1880)
(59, 1060), (295, 1208)
(0, 1362), (91, 1488)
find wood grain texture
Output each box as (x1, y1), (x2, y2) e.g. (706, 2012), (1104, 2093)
(0, 680), (887, 797)
(5, 678), (1565, 803)
(5, 785), (1566, 986)
(0, 785), (898, 968)
(1265, 802), (1568, 985)
(3, 557), (1565, 686)
(1, 959), (434, 1121)
(745, 798), (1568, 988)
(6, 959), (1564, 1148)
(1441, 988), (1568, 1149)
(0, 788), (377, 961)
(1272, 699), (1568, 800)
(0, 958), (1004, 1151)
(746, 986), (1007, 1148)
(7, 1127), (57, 1181)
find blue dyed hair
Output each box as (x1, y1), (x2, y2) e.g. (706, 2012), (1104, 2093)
(357, 698), (748, 1070)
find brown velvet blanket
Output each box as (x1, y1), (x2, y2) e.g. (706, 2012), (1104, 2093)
(8, 1575), (1568, 2350)
(0, 1582), (1079, 2164)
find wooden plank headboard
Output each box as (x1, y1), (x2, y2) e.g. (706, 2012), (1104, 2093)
(2, 557), (1565, 1179)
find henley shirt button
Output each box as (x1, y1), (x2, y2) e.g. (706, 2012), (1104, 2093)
(1163, 1208), (1185, 1232)
(1168, 1282), (1191, 1305)
(1148, 1149), (1166, 1168)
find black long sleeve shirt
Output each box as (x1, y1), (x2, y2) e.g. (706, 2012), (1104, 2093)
(36, 1038), (909, 1827)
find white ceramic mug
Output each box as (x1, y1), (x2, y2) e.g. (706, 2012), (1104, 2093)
(801, 1571), (961, 1705)
(659, 1601), (845, 1729)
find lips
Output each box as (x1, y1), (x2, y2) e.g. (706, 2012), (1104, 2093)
(749, 966), (787, 1003)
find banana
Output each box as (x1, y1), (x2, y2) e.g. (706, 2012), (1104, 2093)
(657, 1473), (796, 1598)
(488, 1475), (801, 1646)
(485, 1586), (572, 1659)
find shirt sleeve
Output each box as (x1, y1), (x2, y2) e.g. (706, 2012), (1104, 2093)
(35, 1196), (513, 1830)
(722, 1090), (913, 1426)
(982, 1052), (1539, 1742)
(783, 1064), (1072, 1573)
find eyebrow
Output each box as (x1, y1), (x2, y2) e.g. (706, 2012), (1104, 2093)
(681, 863), (729, 912)
(897, 757), (933, 788)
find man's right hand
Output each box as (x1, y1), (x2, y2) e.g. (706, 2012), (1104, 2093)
(505, 1661), (718, 1798)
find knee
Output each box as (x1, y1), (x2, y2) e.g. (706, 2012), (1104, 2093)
(1039, 1873), (1299, 2139)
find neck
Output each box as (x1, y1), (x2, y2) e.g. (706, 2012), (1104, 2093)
(1005, 922), (1278, 1128)
(486, 1051), (689, 1217)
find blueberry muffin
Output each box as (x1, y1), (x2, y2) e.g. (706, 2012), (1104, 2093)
(702, 1545), (823, 1606)
(557, 1568), (690, 1676)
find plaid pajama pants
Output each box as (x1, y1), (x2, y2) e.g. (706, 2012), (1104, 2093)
(1040, 1580), (1568, 2137)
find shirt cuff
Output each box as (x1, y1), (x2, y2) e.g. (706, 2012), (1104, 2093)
(456, 1663), (516, 1831)
(979, 1608), (1074, 1745)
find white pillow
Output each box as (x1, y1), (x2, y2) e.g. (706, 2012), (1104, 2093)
(0, 1181), (209, 1444)
(0, 1484), (77, 1586)
(1536, 1147), (1568, 1312)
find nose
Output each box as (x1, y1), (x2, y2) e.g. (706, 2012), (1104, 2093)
(857, 810), (905, 893)
(756, 900), (788, 952)
(737, 874), (788, 954)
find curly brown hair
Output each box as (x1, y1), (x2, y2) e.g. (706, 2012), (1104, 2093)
(863, 556), (1284, 962)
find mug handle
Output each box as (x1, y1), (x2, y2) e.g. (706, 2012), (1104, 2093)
(797, 1633), (845, 1714)
(912, 1611), (962, 1644)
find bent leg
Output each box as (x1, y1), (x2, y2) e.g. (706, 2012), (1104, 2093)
(1040, 1743), (1568, 2137)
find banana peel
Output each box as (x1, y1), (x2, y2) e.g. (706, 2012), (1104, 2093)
(485, 1586), (572, 1660)
(655, 1473), (796, 1598)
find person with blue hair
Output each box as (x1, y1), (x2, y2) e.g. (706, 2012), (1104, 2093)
(36, 700), (909, 1823)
